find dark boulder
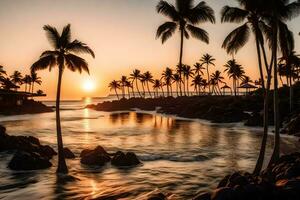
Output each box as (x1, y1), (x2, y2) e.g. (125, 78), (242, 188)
(193, 192), (211, 200)
(8, 151), (52, 170)
(80, 146), (111, 166)
(147, 192), (167, 200)
(281, 114), (300, 135)
(63, 147), (75, 159)
(0, 125), (7, 137)
(111, 151), (141, 167)
(210, 187), (235, 200)
(40, 145), (57, 159)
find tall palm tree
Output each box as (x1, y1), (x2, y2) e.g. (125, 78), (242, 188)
(182, 64), (194, 96)
(156, 0), (215, 76)
(31, 24), (95, 174)
(200, 53), (215, 94)
(224, 59), (245, 96)
(120, 76), (128, 99)
(23, 75), (32, 93)
(265, 0), (300, 167)
(143, 71), (154, 98)
(211, 70), (225, 95)
(109, 80), (121, 100)
(191, 74), (203, 95)
(10, 71), (23, 90)
(153, 79), (162, 98)
(161, 67), (173, 96)
(130, 69), (142, 98)
(30, 71), (42, 94)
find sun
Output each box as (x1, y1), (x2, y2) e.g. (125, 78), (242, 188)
(83, 80), (95, 92)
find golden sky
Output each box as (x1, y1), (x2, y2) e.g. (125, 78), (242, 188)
(1, 0), (300, 100)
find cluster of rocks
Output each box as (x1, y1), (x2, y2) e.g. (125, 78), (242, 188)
(0, 125), (74, 170)
(80, 145), (141, 167)
(281, 114), (300, 137)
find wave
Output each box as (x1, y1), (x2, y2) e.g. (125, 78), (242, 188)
(138, 154), (210, 162)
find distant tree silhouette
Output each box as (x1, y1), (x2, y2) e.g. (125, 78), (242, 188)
(130, 69), (142, 98)
(30, 71), (42, 94)
(109, 80), (121, 100)
(161, 67), (173, 96)
(200, 53), (215, 94)
(224, 59), (245, 96)
(10, 71), (23, 91)
(182, 64), (194, 96)
(143, 71), (154, 98)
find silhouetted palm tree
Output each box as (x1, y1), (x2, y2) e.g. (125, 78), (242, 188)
(120, 76), (128, 99)
(0, 77), (18, 90)
(10, 71), (23, 90)
(182, 64), (194, 96)
(156, 0), (215, 76)
(161, 67), (173, 96)
(139, 73), (146, 98)
(211, 70), (225, 95)
(224, 59), (245, 96)
(0, 65), (6, 80)
(125, 80), (133, 99)
(191, 75), (203, 95)
(153, 79), (162, 98)
(23, 75), (32, 93)
(193, 62), (205, 76)
(241, 76), (253, 85)
(130, 69), (142, 98)
(30, 71), (42, 94)
(176, 64), (184, 96)
(172, 73), (182, 97)
(200, 53), (215, 94)
(109, 80), (121, 100)
(31, 24), (95, 174)
(143, 71), (154, 98)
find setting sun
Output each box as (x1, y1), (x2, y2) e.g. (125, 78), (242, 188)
(83, 80), (95, 92)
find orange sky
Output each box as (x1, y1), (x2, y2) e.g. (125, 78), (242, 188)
(1, 0), (300, 100)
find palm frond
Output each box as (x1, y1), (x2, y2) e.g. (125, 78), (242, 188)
(40, 50), (60, 57)
(281, 1), (300, 21)
(187, 1), (215, 24)
(222, 23), (250, 54)
(66, 40), (95, 58)
(278, 21), (294, 57)
(186, 24), (209, 43)
(221, 6), (248, 23)
(43, 25), (60, 49)
(65, 53), (89, 74)
(31, 55), (56, 72)
(176, 0), (193, 14)
(60, 24), (71, 48)
(156, 0), (179, 21)
(156, 22), (177, 39)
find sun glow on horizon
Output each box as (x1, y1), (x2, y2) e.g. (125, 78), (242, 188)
(83, 80), (96, 92)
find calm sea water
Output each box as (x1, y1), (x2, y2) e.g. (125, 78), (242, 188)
(0, 98), (299, 199)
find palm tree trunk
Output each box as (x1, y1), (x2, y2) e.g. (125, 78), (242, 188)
(187, 78), (189, 96)
(146, 82), (152, 98)
(179, 28), (184, 84)
(269, 21), (280, 167)
(207, 65), (210, 94)
(141, 83), (145, 98)
(115, 88), (119, 100)
(255, 31), (265, 90)
(56, 65), (68, 174)
(25, 83), (27, 92)
(131, 82), (135, 98)
(161, 86), (165, 97)
(32, 82), (35, 94)
(127, 87), (131, 99)
(289, 71), (293, 112)
(135, 79), (142, 98)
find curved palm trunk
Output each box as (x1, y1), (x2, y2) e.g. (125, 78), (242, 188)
(186, 78), (189, 96)
(170, 84), (173, 97)
(127, 87), (131, 99)
(131, 82), (135, 98)
(146, 82), (152, 98)
(135, 79), (142, 98)
(207, 65), (210, 94)
(56, 64), (68, 174)
(141, 83), (145, 98)
(269, 21), (280, 167)
(179, 28), (184, 96)
(115, 88), (119, 100)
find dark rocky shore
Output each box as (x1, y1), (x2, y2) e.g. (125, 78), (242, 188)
(0, 99), (53, 115)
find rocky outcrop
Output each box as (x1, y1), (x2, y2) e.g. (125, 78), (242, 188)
(80, 146), (141, 167)
(111, 151), (141, 167)
(281, 114), (300, 136)
(80, 146), (111, 166)
(8, 151), (52, 170)
(192, 153), (300, 200)
(63, 147), (75, 159)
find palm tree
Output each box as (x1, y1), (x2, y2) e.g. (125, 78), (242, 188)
(30, 71), (42, 94)
(143, 71), (154, 98)
(193, 62), (205, 76)
(191, 75), (203, 95)
(153, 79), (162, 98)
(31, 24), (95, 174)
(200, 53), (215, 94)
(23, 75), (32, 93)
(241, 75), (253, 85)
(182, 64), (194, 96)
(265, 0), (300, 167)
(0, 77), (19, 90)
(211, 70), (225, 95)
(10, 71), (23, 90)
(176, 64), (184, 96)
(109, 80), (121, 100)
(0, 65), (6, 80)
(172, 73), (182, 97)
(156, 0), (215, 76)
(161, 67), (173, 96)
(120, 76), (128, 99)
(125, 80), (133, 99)
(139, 74), (146, 98)
(130, 69), (142, 98)
(224, 59), (245, 96)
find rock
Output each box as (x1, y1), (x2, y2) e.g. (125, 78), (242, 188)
(111, 151), (141, 167)
(40, 145), (57, 159)
(227, 172), (250, 187)
(147, 192), (167, 200)
(63, 147), (75, 159)
(8, 151), (52, 170)
(210, 187), (235, 200)
(244, 112), (263, 127)
(281, 114), (300, 135)
(0, 125), (7, 137)
(80, 146), (111, 166)
(193, 192), (211, 200)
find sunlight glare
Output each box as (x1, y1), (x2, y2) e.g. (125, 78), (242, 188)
(83, 80), (95, 92)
